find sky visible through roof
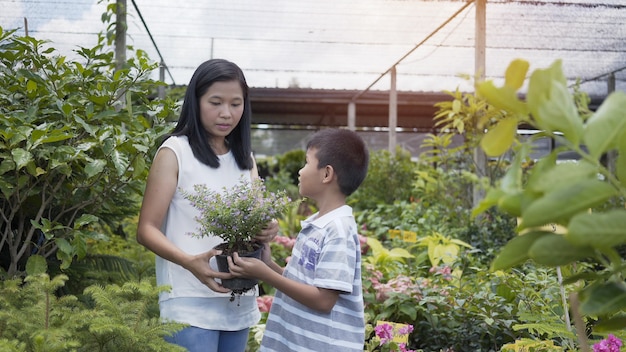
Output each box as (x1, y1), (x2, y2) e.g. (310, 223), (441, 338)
(2, 0), (625, 98)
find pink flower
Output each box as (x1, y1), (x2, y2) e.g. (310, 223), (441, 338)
(273, 235), (296, 249)
(373, 276), (423, 301)
(593, 334), (622, 352)
(398, 324), (414, 335)
(429, 265), (453, 280)
(374, 323), (394, 345)
(358, 234), (370, 254)
(399, 342), (416, 352)
(256, 295), (274, 313)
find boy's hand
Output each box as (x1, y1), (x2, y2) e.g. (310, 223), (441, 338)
(227, 252), (272, 280)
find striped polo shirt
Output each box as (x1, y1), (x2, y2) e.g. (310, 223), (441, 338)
(260, 205), (365, 352)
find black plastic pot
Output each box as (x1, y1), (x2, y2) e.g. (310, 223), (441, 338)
(214, 242), (263, 293)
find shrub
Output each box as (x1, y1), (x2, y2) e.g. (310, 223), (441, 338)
(0, 25), (176, 277)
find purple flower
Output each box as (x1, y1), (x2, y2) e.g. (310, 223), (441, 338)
(375, 323), (394, 345)
(397, 324), (414, 335)
(593, 334), (623, 352)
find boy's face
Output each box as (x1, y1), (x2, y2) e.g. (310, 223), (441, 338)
(298, 148), (325, 199)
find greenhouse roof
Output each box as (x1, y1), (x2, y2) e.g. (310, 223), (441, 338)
(2, 0), (625, 98)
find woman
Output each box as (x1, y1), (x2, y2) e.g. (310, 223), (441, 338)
(137, 59), (278, 352)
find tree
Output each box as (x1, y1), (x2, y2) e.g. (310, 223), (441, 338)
(0, 25), (177, 277)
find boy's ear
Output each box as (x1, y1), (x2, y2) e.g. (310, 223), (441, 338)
(322, 165), (335, 183)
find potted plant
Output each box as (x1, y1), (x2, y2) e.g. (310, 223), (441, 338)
(182, 177), (292, 296)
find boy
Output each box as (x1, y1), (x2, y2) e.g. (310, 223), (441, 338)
(228, 128), (369, 351)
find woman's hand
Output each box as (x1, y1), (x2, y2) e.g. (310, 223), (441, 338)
(254, 219), (279, 243)
(183, 248), (233, 293)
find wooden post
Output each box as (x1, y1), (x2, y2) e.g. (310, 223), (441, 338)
(348, 101), (356, 131)
(389, 65), (398, 156)
(115, 0), (127, 73)
(473, 0), (487, 208)
(606, 73), (617, 174)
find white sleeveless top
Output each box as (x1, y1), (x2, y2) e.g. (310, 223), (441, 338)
(156, 135), (260, 330)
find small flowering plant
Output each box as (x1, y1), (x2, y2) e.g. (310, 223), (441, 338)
(182, 177), (292, 254)
(365, 321), (416, 352)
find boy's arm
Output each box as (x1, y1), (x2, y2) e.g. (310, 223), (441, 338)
(228, 253), (340, 313)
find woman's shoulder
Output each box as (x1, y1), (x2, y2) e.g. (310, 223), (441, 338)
(160, 135), (191, 152)
(162, 135), (188, 146)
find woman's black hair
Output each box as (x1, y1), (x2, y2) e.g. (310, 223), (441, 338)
(167, 59), (253, 170)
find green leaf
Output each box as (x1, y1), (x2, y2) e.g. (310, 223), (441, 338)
(529, 160), (599, 193)
(491, 231), (549, 271)
(84, 159), (107, 178)
(25, 255), (48, 275)
(41, 131), (73, 144)
(480, 116), (518, 157)
(592, 314), (626, 332)
(519, 179), (617, 229)
(132, 155), (147, 179)
(497, 191), (523, 217)
(472, 188), (504, 217)
(535, 81), (583, 145)
(583, 91), (626, 159)
(504, 58), (529, 90)
(526, 60), (576, 137)
(0, 159), (16, 174)
(74, 214), (99, 228)
(567, 210), (626, 249)
(55, 238), (74, 256)
(617, 152), (626, 188)
(579, 282), (626, 316)
(525, 149), (558, 192)
(500, 143), (528, 193)
(89, 95), (109, 106)
(528, 233), (594, 266)
(11, 148), (32, 170)
(111, 150), (129, 176)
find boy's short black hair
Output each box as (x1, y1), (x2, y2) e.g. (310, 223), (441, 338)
(306, 128), (369, 196)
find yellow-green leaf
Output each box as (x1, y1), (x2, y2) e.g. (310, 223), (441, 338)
(26, 79), (37, 92)
(504, 59), (529, 90)
(480, 117), (518, 157)
(476, 81), (528, 115)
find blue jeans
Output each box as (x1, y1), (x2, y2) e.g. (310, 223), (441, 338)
(165, 326), (249, 352)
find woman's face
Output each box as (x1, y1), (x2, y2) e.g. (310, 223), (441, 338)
(199, 80), (244, 140)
